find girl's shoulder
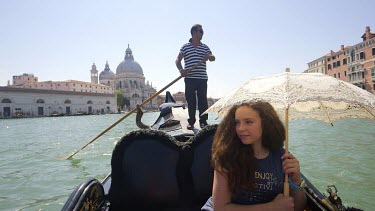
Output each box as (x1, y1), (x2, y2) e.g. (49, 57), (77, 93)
(270, 148), (285, 158)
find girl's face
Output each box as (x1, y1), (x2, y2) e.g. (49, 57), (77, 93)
(235, 106), (262, 145)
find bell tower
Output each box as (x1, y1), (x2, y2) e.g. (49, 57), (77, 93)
(90, 63), (98, 84)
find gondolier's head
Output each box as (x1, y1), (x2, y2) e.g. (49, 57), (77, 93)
(189, 24), (204, 42)
(191, 24), (204, 36)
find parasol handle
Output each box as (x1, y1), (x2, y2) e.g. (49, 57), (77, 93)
(284, 107), (290, 196)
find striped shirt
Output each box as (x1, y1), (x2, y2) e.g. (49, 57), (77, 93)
(179, 42), (212, 79)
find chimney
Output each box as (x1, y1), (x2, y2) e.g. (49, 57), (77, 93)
(7, 80), (10, 86)
(366, 26), (371, 40)
(341, 45), (344, 51)
(330, 50), (334, 55)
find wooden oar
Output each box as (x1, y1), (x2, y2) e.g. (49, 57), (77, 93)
(64, 59), (205, 160)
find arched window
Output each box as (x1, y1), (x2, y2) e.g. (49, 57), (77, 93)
(64, 100), (71, 104)
(87, 100), (93, 104)
(328, 64), (331, 70)
(106, 101), (110, 104)
(351, 50), (355, 62)
(1, 99), (11, 103)
(134, 81), (138, 89)
(132, 93), (140, 98)
(36, 99), (45, 103)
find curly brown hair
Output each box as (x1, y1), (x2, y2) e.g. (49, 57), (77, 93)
(211, 101), (285, 195)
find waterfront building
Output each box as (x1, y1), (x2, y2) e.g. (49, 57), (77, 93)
(346, 26), (375, 92)
(0, 86), (116, 118)
(93, 45), (158, 110)
(325, 45), (351, 82)
(2, 71), (116, 118)
(11, 73), (114, 94)
(172, 92), (187, 104)
(306, 26), (375, 94)
(306, 56), (326, 74)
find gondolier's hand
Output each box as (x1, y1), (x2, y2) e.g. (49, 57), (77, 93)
(204, 54), (215, 62)
(179, 69), (188, 77)
(282, 153), (302, 185)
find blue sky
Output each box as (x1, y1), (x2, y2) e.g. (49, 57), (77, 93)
(0, 0), (374, 98)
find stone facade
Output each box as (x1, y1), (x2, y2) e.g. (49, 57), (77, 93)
(93, 45), (157, 110)
(306, 26), (375, 94)
(0, 86), (116, 118)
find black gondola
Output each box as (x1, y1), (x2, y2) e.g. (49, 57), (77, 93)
(62, 92), (362, 211)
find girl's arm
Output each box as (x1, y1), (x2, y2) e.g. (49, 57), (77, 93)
(212, 170), (295, 211)
(282, 153), (307, 211)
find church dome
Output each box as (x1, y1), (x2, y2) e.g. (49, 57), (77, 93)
(116, 45), (143, 75)
(99, 61), (116, 80)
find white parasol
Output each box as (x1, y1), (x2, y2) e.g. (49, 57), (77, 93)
(204, 69), (375, 195)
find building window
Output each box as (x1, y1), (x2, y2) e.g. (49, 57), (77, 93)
(337, 61), (340, 67)
(332, 56), (336, 60)
(371, 68), (375, 77)
(36, 99), (45, 103)
(328, 64), (332, 70)
(338, 73), (340, 78)
(87, 100), (93, 104)
(1, 99), (12, 103)
(333, 62), (336, 68)
(106, 101), (110, 104)
(64, 100), (71, 104)
(327, 58), (331, 62)
(343, 58), (347, 65)
(344, 71), (347, 77)
(351, 50), (355, 62)
(372, 48), (375, 56)
(360, 52), (365, 60)
(334, 74), (336, 78)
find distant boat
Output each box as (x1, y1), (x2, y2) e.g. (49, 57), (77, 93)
(49, 112), (65, 117)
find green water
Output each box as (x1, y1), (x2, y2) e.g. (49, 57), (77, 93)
(0, 113), (374, 210)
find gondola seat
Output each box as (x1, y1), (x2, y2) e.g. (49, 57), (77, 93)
(109, 125), (217, 211)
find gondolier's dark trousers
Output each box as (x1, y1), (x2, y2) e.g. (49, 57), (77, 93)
(184, 78), (208, 125)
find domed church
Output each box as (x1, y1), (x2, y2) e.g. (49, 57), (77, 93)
(90, 45), (157, 110)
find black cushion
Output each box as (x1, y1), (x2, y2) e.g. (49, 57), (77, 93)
(110, 130), (182, 210)
(190, 125), (217, 204)
(109, 126), (218, 211)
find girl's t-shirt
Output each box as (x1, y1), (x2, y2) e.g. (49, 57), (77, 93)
(231, 148), (285, 204)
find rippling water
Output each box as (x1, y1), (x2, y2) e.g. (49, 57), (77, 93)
(0, 113), (374, 210)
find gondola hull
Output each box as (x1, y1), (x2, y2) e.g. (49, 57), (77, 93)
(62, 125), (358, 211)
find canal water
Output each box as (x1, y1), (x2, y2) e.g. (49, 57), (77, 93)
(0, 113), (374, 210)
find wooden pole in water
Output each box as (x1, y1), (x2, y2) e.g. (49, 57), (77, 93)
(64, 59), (205, 160)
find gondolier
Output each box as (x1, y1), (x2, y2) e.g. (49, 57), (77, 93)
(176, 24), (215, 130)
